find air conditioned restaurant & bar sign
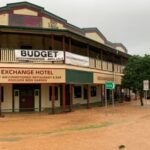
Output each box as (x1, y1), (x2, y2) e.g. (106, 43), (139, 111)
(0, 68), (65, 83)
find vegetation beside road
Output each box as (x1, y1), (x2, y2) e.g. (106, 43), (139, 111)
(122, 55), (150, 106)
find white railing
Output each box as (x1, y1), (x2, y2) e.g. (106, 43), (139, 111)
(1, 49), (16, 62)
(0, 49), (124, 73)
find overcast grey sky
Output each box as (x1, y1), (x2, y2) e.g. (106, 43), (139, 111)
(0, 0), (150, 55)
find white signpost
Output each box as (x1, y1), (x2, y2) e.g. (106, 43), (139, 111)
(143, 80), (149, 105)
(143, 80), (149, 91)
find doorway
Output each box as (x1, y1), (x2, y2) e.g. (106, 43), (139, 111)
(20, 88), (34, 111)
(13, 84), (40, 112)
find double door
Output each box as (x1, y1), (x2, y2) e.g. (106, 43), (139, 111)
(13, 84), (40, 112)
(20, 89), (34, 111)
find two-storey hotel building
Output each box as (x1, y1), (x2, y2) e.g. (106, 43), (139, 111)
(0, 2), (129, 113)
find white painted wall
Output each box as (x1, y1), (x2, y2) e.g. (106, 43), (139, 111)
(1, 84), (12, 112)
(73, 85), (84, 105)
(1, 84), (102, 112)
(73, 85), (101, 105)
(89, 85), (101, 103)
(41, 84), (61, 111)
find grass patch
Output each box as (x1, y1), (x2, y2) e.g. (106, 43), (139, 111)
(0, 121), (113, 138)
(0, 137), (21, 142)
(68, 121), (112, 131)
(40, 121), (113, 136)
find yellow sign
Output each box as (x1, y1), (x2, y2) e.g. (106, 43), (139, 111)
(0, 68), (65, 83)
(93, 73), (122, 84)
(93, 73), (113, 84)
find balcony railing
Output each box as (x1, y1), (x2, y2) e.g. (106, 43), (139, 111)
(0, 49), (125, 73)
(1, 49), (15, 62)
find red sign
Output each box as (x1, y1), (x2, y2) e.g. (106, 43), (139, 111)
(9, 14), (42, 27)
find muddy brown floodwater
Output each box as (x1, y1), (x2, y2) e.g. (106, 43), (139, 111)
(0, 100), (150, 150)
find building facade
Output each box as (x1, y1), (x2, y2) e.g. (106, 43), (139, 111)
(0, 2), (129, 113)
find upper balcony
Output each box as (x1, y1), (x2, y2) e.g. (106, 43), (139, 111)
(0, 48), (125, 74)
(0, 25), (129, 74)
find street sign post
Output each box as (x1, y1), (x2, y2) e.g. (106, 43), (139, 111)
(143, 80), (149, 105)
(143, 80), (149, 91)
(105, 82), (115, 90)
(105, 82), (115, 109)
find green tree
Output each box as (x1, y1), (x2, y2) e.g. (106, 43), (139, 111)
(122, 55), (150, 106)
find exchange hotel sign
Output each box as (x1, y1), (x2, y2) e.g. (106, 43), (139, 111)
(0, 68), (65, 83)
(15, 49), (64, 61)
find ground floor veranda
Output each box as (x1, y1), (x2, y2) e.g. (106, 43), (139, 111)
(0, 66), (127, 113)
(0, 83), (124, 113)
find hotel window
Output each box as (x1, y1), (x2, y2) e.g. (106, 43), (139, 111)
(74, 86), (82, 98)
(49, 86), (58, 100)
(34, 89), (39, 96)
(91, 86), (97, 97)
(14, 90), (19, 96)
(1, 87), (4, 102)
